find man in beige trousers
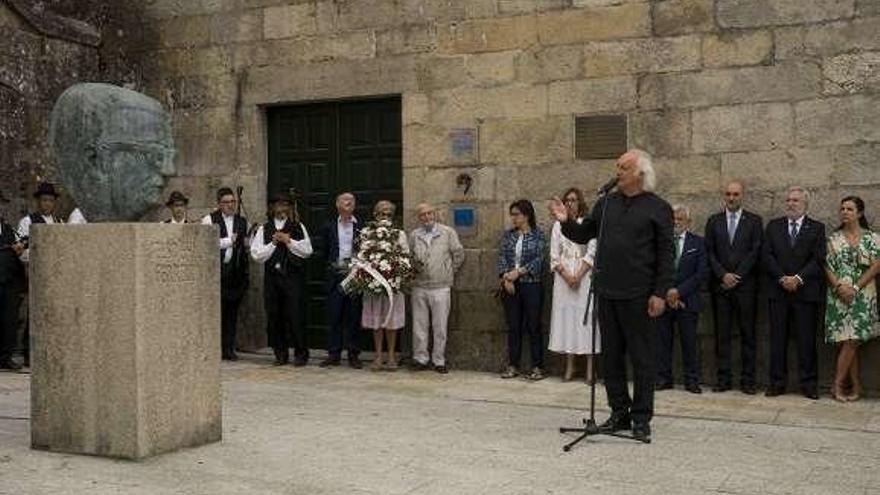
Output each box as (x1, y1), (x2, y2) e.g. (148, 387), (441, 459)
(409, 203), (465, 374)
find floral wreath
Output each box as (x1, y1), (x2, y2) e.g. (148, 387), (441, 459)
(341, 219), (414, 296)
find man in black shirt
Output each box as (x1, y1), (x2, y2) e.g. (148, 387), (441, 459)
(550, 149), (675, 443)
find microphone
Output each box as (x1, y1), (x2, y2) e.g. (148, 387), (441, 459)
(597, 177), (618, 195)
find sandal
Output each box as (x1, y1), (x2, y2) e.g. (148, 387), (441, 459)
(500, 366), (519, 379)
(370, 359), (384, 372)
(831, 383), (848, 402)
(384, 361), (399, 372)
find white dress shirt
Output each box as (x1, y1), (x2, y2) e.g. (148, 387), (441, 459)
(67, 208), (87, 224)
(163, 216), (188, 224)
(250, 218), (313, 267)
(725, 208), (742, 238)
(337, 216), (357, 262)
(17, 213), (58, 263)
(202, 213), (236, 264)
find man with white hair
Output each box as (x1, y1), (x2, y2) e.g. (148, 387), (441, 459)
(762, 186), (826, 400)
(409, 203), (465, 374)
(549, 149), (675, 443)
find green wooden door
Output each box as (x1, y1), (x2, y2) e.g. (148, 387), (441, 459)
(267, 98), (402, 350)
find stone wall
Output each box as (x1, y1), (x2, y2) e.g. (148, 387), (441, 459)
(99, 0), (880, 389)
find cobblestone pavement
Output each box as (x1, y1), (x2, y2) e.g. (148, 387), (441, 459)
(1, 355), (879, 495)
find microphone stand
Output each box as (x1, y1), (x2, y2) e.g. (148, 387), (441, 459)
(559, 187), (647, 451)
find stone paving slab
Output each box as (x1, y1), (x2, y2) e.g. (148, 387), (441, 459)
(1, 356), (878, 495)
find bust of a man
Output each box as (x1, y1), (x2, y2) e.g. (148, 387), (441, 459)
(49, 83), (175, 221)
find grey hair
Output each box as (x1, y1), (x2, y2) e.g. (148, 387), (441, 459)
(672, 204), (691, 219)
(787, 186), (810, 207)
(629, 149), (656, 192)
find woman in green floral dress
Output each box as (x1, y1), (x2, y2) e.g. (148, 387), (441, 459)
(824, 196), (880, 402)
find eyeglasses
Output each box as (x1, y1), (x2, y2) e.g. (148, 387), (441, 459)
(563, 198), (578, 204)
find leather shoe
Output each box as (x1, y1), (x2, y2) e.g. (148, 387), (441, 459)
(765, 386), (785, 397)
(292, 357), (308, 367)
(348, 358), (363, 369)
(598, 412), (631, 433)
(319, 357), (341, 368)
(801, 388), (819, 400)
(654, 382), (674, 391)
(410, 362), (430, 371)
(632, 422), (652, 444)
(685, 383), (702, 394)
(435, 365), (449, 374)
(712, 383), (731, 392)
(0, 359), (22, 371)
(741, 384), (757, 395)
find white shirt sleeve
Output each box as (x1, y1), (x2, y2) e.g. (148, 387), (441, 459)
(397, 230), (409, 253)
(202, 214), (232, 250)
(550, 221), (562, 271)
(288, 223), (313, 259)
(68, 208), (87, 224)
(584, 238), (597, 267)
(249, 226), (275, 263)
(17, 216), (31, 263)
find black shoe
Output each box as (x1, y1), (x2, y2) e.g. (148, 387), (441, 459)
(319, 357), (341, 368)
(435, 365), (448, 374)
(655, 382), (674, 391)
(712, 383), (731, 393)
(348, 357), (363, 369)
(632, 422), (652, 444)
(410, 362), (429, 371)
(765, 386), (785, 397)
(0, 359), (22, 371)
(741, 384), (757, 395)
(801, 388), (819, 400)
(598, 412), (631, 433)
(685, 383), (702, 394)
(292, 357), (308, 367)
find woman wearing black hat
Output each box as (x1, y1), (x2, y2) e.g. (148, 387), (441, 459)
(251, 192), (313, 366)
(161, 191), (190, 224)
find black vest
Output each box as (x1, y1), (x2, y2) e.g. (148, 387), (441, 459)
(0, 222), (25, 289)
(210, 211), (249, 293)
(263, 218), (305, 276)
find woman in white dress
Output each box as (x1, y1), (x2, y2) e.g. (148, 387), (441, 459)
(548, 188), (600, 382)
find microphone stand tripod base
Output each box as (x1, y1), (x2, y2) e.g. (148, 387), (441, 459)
(560, 418), (649, 451)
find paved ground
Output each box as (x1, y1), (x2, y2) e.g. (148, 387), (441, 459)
(1, 354), (879, 495)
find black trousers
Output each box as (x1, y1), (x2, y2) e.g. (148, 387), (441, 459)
(657, 310), (701, 386)
(264, 270), (307, 363)
(712, 289), (757, 387)
(221, 297), (242, 356)
(0, 284), (20, 363)
(768, 298), (818, 390)
(598, 296), (657, 424)
(502, 281), (544, 370)
(327, 274), (362, 360)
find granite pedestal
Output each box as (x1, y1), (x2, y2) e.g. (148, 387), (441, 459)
(29, 223), (221, 459)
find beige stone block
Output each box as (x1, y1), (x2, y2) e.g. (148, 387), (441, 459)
(514, 161), (599, 201)
(237, 31), (375, 68)
(263, 3), (317, 40)
(702, 31), (774, 68)
(30, 224), (221, 460)
(573, 0), (647, 6)
(794, 95), (880, 147)
(174, 132), (238, 177)
(640, 63), (822, 109)
(416, 56), (469, 91)
(403, 124), (478, 167)
(822, 52), (880, 95)
(537, 3), (651, 45)
(775, 17), (880, 60)
(244, 56), (420, 104)
(430, 84), (547, 123)
(828, 143), (880, 186)
(160, 72), (239, 111)
(156, 47), (233, 77)
(377, 23), (438, 56)
(403, 93), (431, 125)
(583, 36), (701, 77)
(172, 106), (235, 138)
(465, 51), (517, 87)
(859, 0), (880, 14)
(548, 77), (637, 115)
(515, 44), (583, 84)
(438, 15), (538, 54)
(655, 154), (722, 194)
(498, 0), (571, 14)
(720, 150), (820, 190)
(630, 110), (691, 158)
(406, 166), (497, 203)
(144, 0), (239, 19)
(335, 0), (400, 31)
(652, 0), (715, 36)
(453, 249), (495, 291)
(717, 0), (855, 28)
(396, 0), (477, 22)
(480, 116), (572, 166)
(209, 9), (263, 45)
(691, 103), (794, 153)
(159, 15), (211, 48)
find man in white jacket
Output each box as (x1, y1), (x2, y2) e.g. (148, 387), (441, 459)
(409, 203), (464, 374)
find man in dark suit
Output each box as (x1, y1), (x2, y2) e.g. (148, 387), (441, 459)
(0, 190), (26, 371)
(657, 205), (709, 394)
(319, 192), (363, 369)
(762, 186), (826, 400)
(704, 181), (763, 394)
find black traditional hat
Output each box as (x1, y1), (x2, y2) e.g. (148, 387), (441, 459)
(165, 190), (189, 206)
(33, 182), (60, 198)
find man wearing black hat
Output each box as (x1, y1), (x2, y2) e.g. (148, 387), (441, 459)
(15, 182), (62, 367)
(162, 191), (190, 224)
(251, 193), (313, 366)
(0, 190), (26, 370)
(201, 187), (249, 361)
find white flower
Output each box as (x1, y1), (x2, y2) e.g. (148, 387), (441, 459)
(379, 260), (391, 272)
